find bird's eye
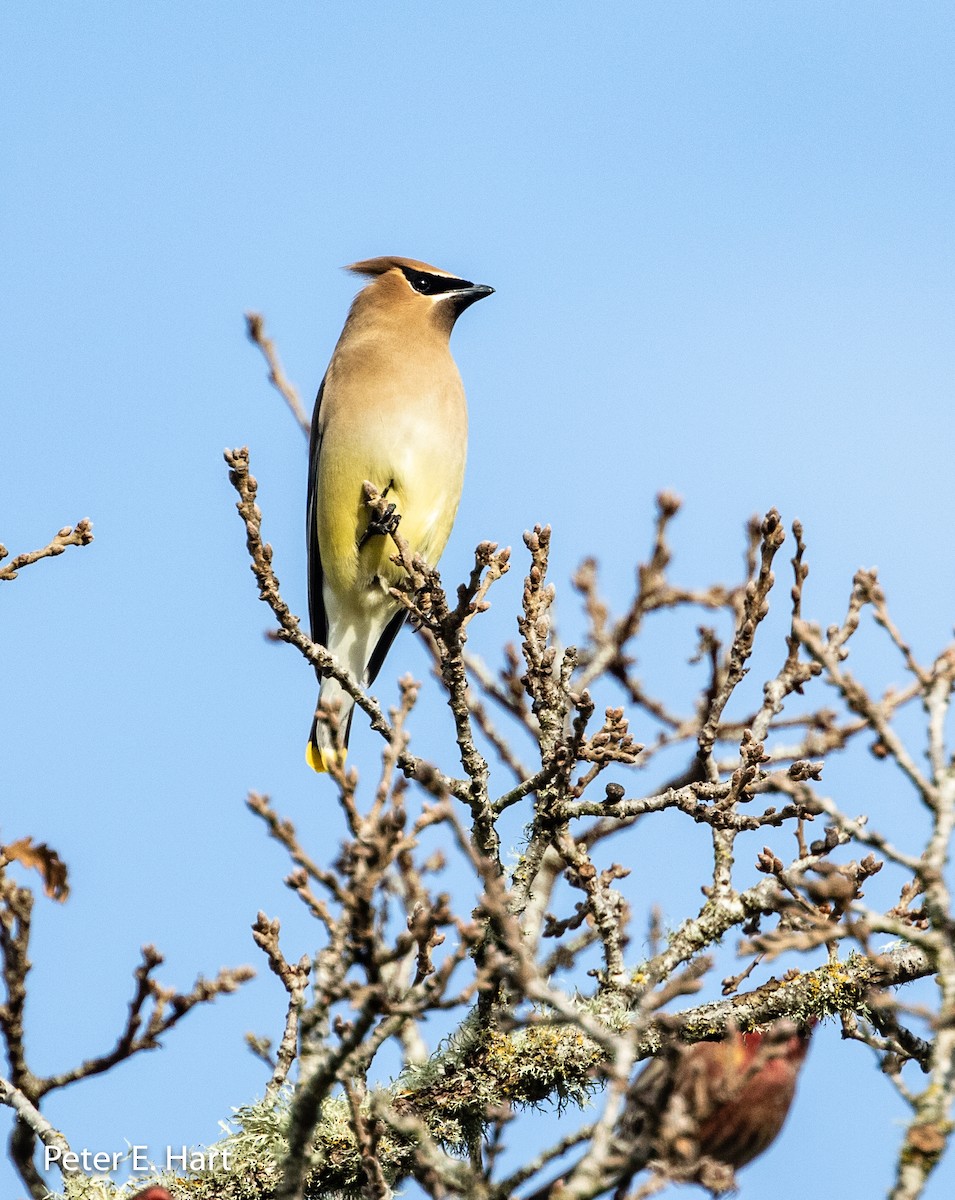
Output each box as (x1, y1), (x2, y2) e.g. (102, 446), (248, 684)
(399, 266), (472, 296)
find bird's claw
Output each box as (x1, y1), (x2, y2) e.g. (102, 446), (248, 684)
(359, 502), (401, 548)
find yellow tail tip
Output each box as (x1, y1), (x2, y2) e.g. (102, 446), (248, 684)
(306, 743), (347, 774)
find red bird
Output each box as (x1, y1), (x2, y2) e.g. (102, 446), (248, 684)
(129, 1189), (173, 1200)
(523, 1020), (813, 1199)
(645, 1019), (813, 1190)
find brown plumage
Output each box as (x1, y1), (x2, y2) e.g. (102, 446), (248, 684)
(623, 1019), (814, 1194)
(306, 257), (493, 771)
(674, 1021), (812, 1168)
(524, 1022), (813, 1200)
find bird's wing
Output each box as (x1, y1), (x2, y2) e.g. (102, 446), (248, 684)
(306, 375), (329, 665)
(365, 609), (408, 686)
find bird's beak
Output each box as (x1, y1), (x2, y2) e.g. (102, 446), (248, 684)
(451, 283), (494, 313)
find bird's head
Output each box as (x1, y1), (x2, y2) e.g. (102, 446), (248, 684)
(739, 1017), (815, 1068)
(345, 256), (494, 335)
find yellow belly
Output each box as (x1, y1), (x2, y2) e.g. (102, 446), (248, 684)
(316, 414), (465, 608)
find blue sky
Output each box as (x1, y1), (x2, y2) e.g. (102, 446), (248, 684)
(2, 4), (954, 1197)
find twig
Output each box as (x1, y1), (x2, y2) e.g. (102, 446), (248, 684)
(0, 519), (93, 581)
(245, 312), (311, 438)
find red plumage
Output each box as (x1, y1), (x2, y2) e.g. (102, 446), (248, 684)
(681, 1022), (812, 1168)
(629, 1019), (813, 1193)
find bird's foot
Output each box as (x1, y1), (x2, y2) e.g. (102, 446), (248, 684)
(359, 503), (401, 548)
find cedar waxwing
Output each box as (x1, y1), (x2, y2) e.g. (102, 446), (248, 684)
(306, 257), (493, 772)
